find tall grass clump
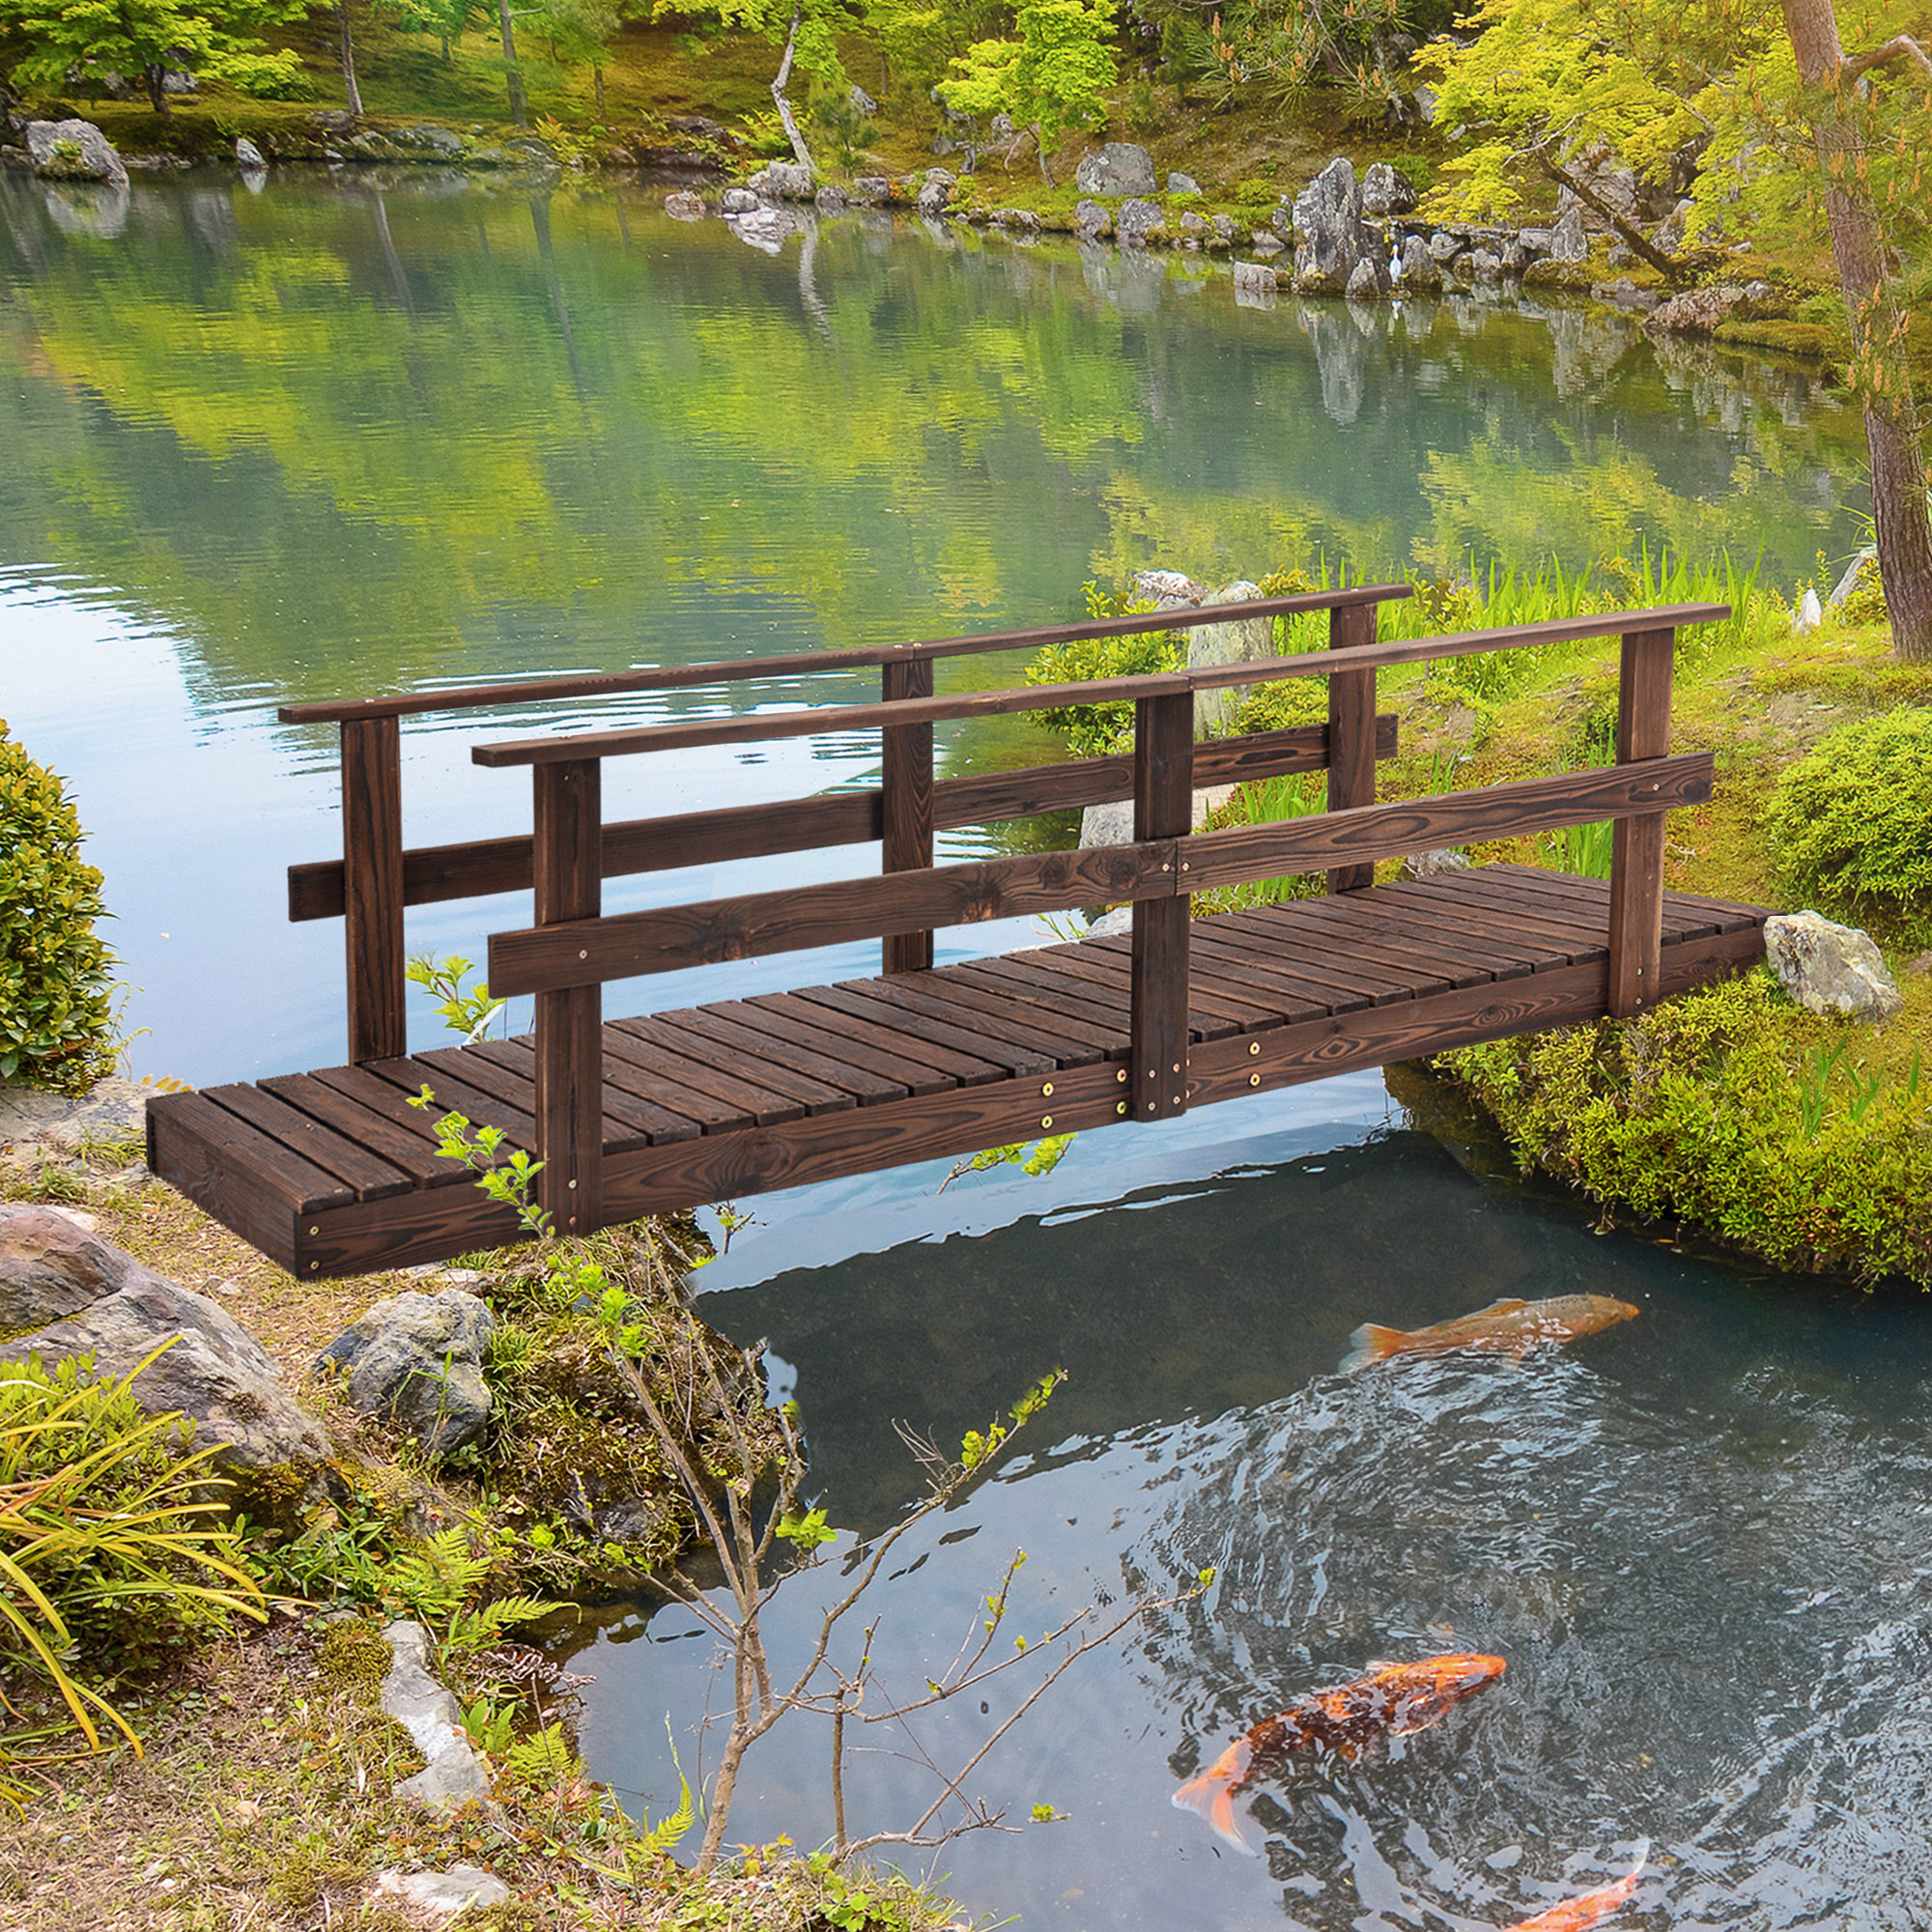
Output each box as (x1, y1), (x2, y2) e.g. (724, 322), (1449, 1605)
(1, 1344), (265, 1808)
(1192, 773), (1327, 913)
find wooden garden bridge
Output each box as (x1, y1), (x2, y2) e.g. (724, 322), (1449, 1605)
(147, 586), (1772, 1279)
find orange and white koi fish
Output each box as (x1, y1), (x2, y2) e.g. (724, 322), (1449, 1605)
(1172, 1654), (1507, 1855)
(1503, 1839), (1650, 1931)
(1343, 1295), (1639, 1371)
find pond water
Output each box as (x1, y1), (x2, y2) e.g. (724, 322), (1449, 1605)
(3, 169), (1917, 1928)
(0, 168), (1867, 1084)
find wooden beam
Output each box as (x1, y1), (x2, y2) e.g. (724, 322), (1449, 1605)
(1325, 599), (1378, 895)
(1132, 692), (1194, 1122)
(487, 840), (1179, 996)
(341, 717), (406, 1064)
(882, 656), (935, 974)
(1606, 628), (1675, 1017)
(288, 719), (1397, 923)
(533, 759), (603, 1236)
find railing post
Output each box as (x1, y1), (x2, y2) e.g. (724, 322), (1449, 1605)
(341, 717), (406, 1064)
(1607, 626), (1675, 1018)
(1325, 601), (1377, 894)
(1131, 691), (1193, 1122)
(533, 758), (603, 1236)
(881, 654), (935, 975)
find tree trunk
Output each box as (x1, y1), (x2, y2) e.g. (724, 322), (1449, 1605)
(1033, 120), (1053, 185)
(497, 0), (528, 126)
(594, 65), (605, 117)
(337, 0), (364, 118)
(1781, 0), (1932, 660)
(143, 63), (171, 117)
(771, 7), (817, 174)
(1537, 149), (1683, 281)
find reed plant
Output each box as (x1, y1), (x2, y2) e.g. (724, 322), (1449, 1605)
(1192, 772), (1327, 913)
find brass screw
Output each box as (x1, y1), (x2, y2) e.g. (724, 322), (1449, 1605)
(1041, 1115), (1053, 1129)
(1250, 1072), (1261, 1087)
(1171, 1062), (1180, 1074)
(1117, 1068), (1127, 1083)
(309, 1225), (319, 1236)
(1041, 1082), (1054, 1096)
(1249, 1041), (1261, 1056)
(1116, 1101), (1127, 1115)
(1172, 1094), (1182, 1106)
(1147, 1101), (1157, 1113)
(568, 1178), (578, 1189)
(579, 949), (588, 960)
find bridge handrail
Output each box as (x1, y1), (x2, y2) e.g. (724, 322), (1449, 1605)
(467, 603), (1732, 767)
(275, 582), (1413, 725)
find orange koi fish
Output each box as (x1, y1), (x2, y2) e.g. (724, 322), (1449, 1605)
(1503, 1840), (1650, 1931)
(1343, 1295), (1639, 1371)
(1172, 1654), (1507, 1854)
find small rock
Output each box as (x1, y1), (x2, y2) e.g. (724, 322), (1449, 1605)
(1079, 799), (1135, 849)
(1428, 229), (1466, 265)
(381, 1622), (493, 1811)
(1345, 256), (1383, 301)
(373, 1864), (511, 1920)
(405, 125), (464, 156)
(1115, 197), (1163, 244)
(24, 119), (128, 188)
(1829, 548), (1879, 609)
(1084, 906), (1135, 940)
(1400, 849), (1472, 881)
(1793, 585), (1824, 634)
(848, 82), (878, 117)
(664, 189), (704, 219)
(1400, 234), (1441, 291)
(1412, 82), (1440, 124)
(1074, 141), (1156, 196)
(1765, 911), (1903, 1022)
(1073, 198), (1111, 240)
(234, 136), (265, 170)
(1549, 203), (1588, 262)
(1233, 259), (1278, 298)
(750, 159), (814, 200)
(316, 1290), (494, 1456)
(1167, 170), (1201, 195)
(0, 1075), (148, 1151)
(1130, 568), (1206, 609)
(720, 185), (758, 213)
(1643, 283), (1750, 335)
(916, 176), (952, 217)
(1210, 213), (1237, 242)
(814, 184), (847, 214)
(1359, 161), (1415, 219)
(1190, 581), (1270, 737)
(850, 175), (891, 204)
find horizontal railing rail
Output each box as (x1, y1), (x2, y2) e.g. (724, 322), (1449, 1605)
(277, 582), (1414, 725)
(288, 717), (1398, 921)
(483, 753), (1716, 995)
(467, 605), (1731, 768)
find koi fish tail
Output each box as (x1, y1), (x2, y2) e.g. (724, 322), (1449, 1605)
(1171, 1770), (1257, 1856)
(1341, 1322), (1408, 1372)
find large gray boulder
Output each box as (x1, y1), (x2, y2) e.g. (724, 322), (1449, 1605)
(1190, 581), (1272, 737)
(1548, 203), (1588, 262)
(1359, 161), (1415, 219)
(1291, 157), (1369, 294)
(1765, 912), (1903, 1022)
(1399, 233), (1442, 291)
(317, 1290), (494, 1456)
(1130, 568), (1206, 610)
(749, 159), (814, 200)
(0, 1205), (332, 1487)
(25, 118), (128, 188)
(1074, 142), (1155, 196)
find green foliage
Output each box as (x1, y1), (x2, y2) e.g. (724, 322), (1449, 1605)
(1026, 592), (1178, 757)
(939, 1132), (1076, 1190)
(409, 1086), (552, 1236)
(1435, 970), (1932, 1286)
(1534, 818), (1614, 879)
(1193, 772), (1326, 913)
(0, 723), (116, 1095)
(959, 1368), (1065, 1470)
(1765, 707), (1932, 917)
(0, 1343), (265, 1778)
(406, 952), (506, 1044)
(0, 0), (308, 113)
(937, 0), (1119, 161)
(502, 1719), (583, 1785)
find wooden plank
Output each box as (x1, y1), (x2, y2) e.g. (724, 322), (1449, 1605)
(420, 1041), (643, 1154)
(620, 1014), (859, 1117)
(653, 1005), (904, 1106)
(260, 1072), (470, 1187)
(916, 965), (1127, 1059)
(199, 1083), (416, 1201)
(304, 1062), (495, 1162)
(1183, 754), (1714, 895)
(469, 1037), (705, 1145)
(996, 940), (1267, 1037)
(1372, 879), (1611, 963)
(1326, 600), (1378, 894)
(1431, 870), (1622, 945)
(759, 987), (1009, 1086)
(296, 1184), (526, 1279)
(288, 720), (1398, 922)
(147, 1093), (310, 1271)
(1191, 914), (1436, 1006)
(841, 971), (1111, 1067)
(487, 838), (1178, 996)
(532, 758), (603, 1236)
(947, 958), (1137, 1037)
(1280, 895), (1543, 980)
(341, 717), (406, 1064)
(1132, 691), (1194, 1122)
(469, 607), (1725, 767)
(883, 655), (936, 976)
(604, 1022), (810, 1127)
(1174, 919), (1380, 1016)
(745, 991), (1001, 1089)
(685, 1000), (933, 1099)
(285, 584), (1413, 724)
(792, 982), (1059, 1077)
(1495, 866), (1719, 938)
(1236, 899), (1492, 992)
(1607, 629), (1675, 1018)
(364, 1054), (539, 1146)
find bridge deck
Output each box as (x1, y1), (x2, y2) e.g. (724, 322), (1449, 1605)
(148, 866), (1771, 1280)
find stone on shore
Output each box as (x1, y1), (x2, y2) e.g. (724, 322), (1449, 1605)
(1074, 142), (1156, 196)
(1115, 197), (1163, 244)
(26, 118), (128, 187)
(372, 1865), (511, 1920)
(1073, 199), (1111, 240)
(749, 160), (813, 200)
(1359, 161), (1415, 219)
(1765, 911), (1903, 1022)
(1189, 581), (1271, 737)
(381, 1620), (493, 1811)
(664, 189), (704, 220)
(316, 1290), (494, 1456)
(1291, 157), (1370, 295)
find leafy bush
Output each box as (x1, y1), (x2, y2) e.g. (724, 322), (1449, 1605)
(1435, 970), (1932, 1286)
(0, 723), (117, 1094)
(1026, 587), (1179, 757)
(1, 1345), (264, 1787)
(1765, 707), (1932, 917)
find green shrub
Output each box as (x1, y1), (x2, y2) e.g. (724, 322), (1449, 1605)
(1435, 970), (1932, 1286)
(1765, 706), (1932, 917)
(1026, 591), (1180, 757)
(0, 723), (118, 1094)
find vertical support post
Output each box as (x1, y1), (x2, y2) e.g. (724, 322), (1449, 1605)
(341, 717), (406, 1065)
(881, 654), (935, 975)
(1607, 627), (1675, 1018)
(533, 758), (603, 1236)
(1325, 600), (1378, 894)
(1131, 691), (1193, 1122)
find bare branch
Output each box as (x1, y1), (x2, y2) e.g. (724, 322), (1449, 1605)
(1841, 35), (1932, 84)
